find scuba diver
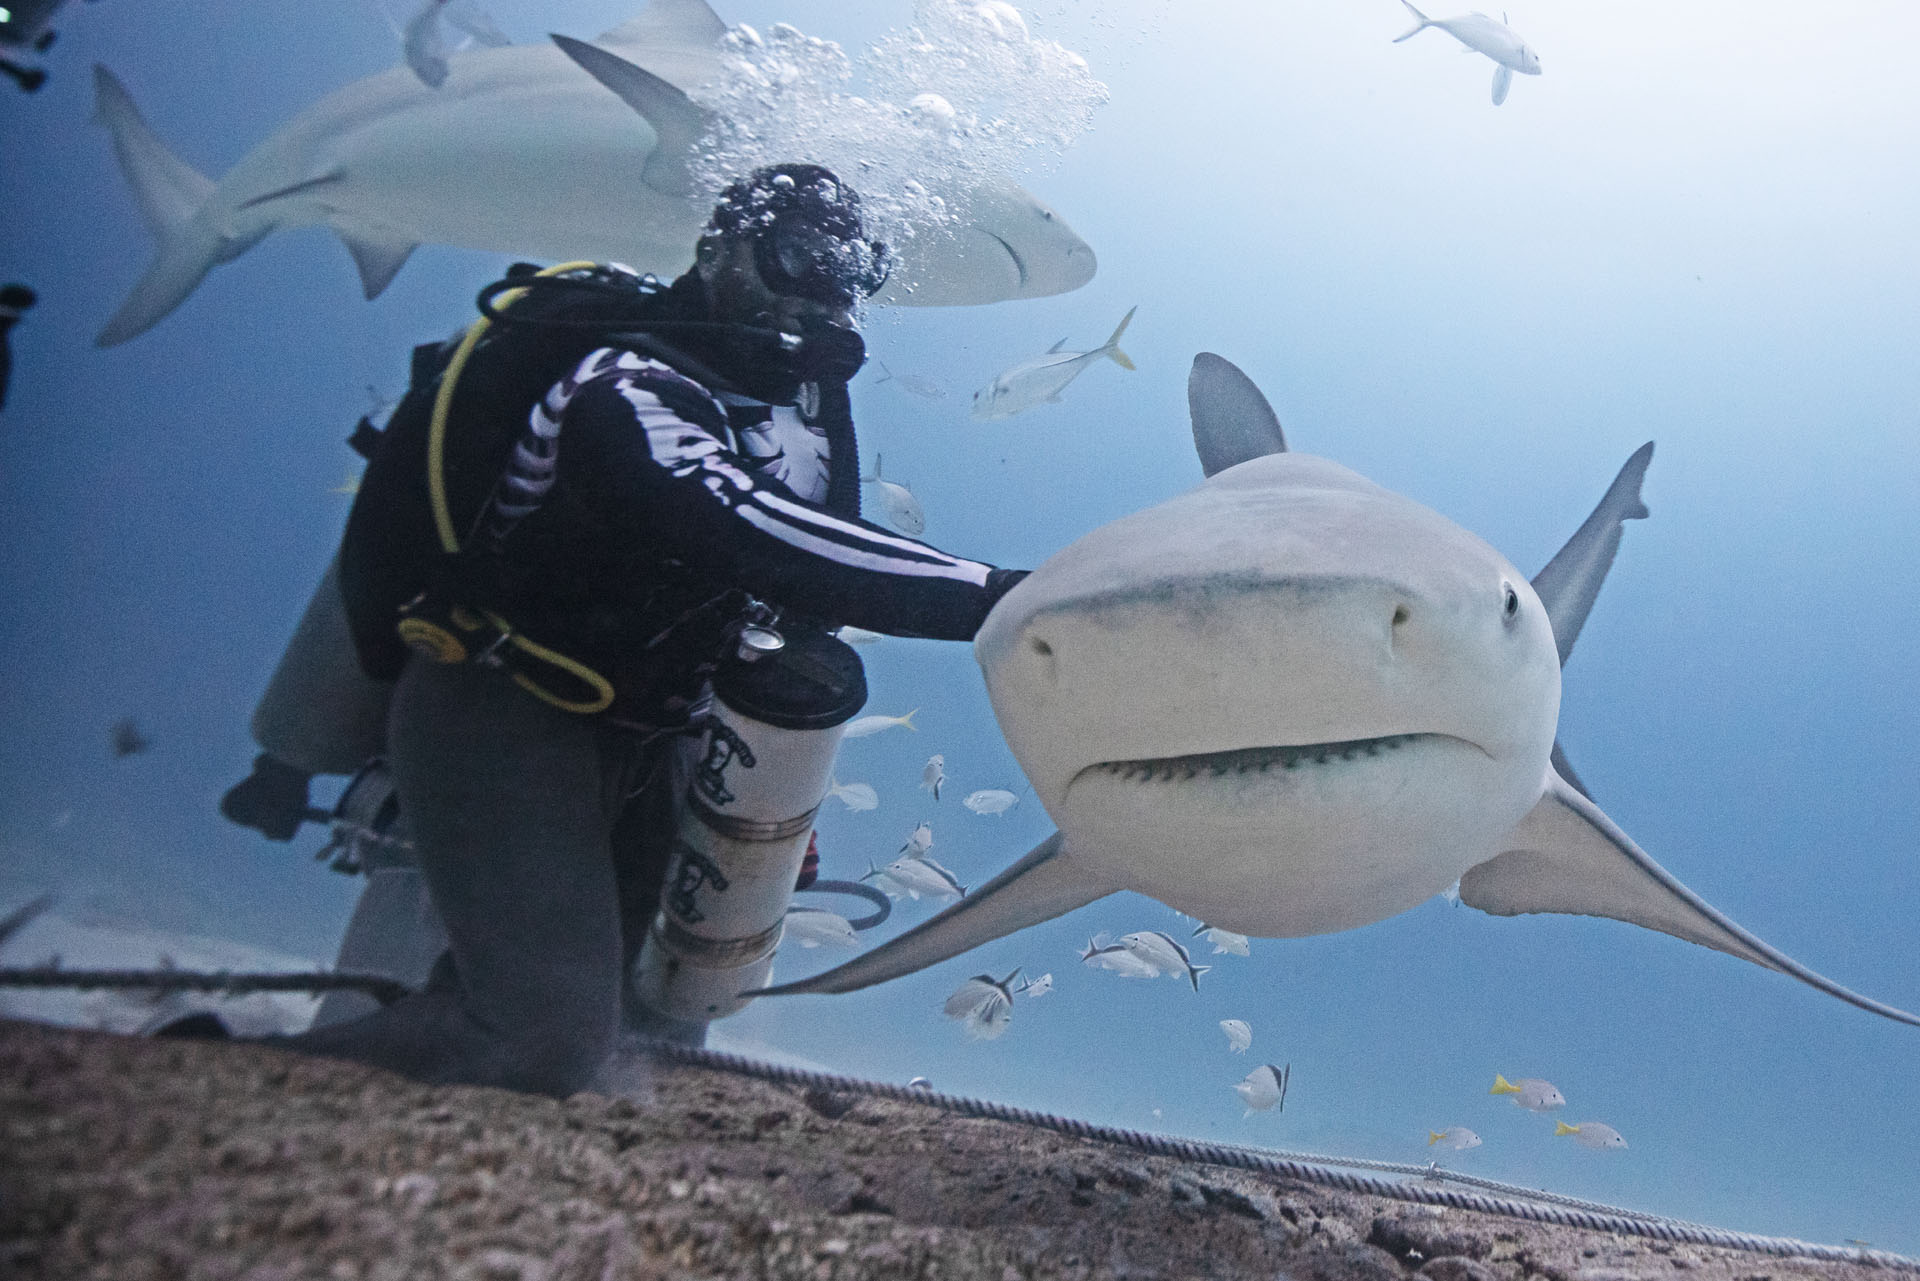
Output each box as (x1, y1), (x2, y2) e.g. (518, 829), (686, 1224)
(0, 284), (36, 411)
(213, 164), (1028, 1096)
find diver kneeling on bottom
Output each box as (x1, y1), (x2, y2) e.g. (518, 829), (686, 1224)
(207, 164), (1027, 1097)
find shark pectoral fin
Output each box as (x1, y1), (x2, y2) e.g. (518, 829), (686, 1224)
(336, 228), (419, 300)
(1461, 771), (1920, 1027)
(751, 830), (1115, 997)
(549, 34), (716, 196)
(1492, 63), (1512, 105)
(596, 0), (728, 51)
(1188, 353), (1288, 478)
(1530, 442), (1652, 667)
(1548, 740), (1593, 801)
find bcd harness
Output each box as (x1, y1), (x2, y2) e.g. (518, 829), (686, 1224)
(340, 262), (861, 721)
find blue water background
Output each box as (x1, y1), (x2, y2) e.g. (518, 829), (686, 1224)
(2, 0), (1916, 1252)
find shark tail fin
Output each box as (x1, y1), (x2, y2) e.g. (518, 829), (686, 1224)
(1102, 306), (1138, 371)
(1392, 0), (1432, 41)
(92, 64), (230, 347)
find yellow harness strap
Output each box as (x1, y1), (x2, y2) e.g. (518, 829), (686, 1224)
(413, 262), (616, 715)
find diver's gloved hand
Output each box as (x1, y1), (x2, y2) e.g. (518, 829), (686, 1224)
(220, 753), (314, 842)
(984, 568), (1031, 607)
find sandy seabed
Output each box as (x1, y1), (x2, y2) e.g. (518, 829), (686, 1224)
(0, 1018), (1906, 1281)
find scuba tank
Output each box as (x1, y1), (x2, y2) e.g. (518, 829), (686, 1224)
(632, 623), (866, 1023)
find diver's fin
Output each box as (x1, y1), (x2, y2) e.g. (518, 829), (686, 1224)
(1188, 352), (1288, 477)
(92, 64), (226, 346)
(1492, 63), (1512, 106)
(1530, 442), (1652, 668)
(597, 0), (727, 50)
(1460, 770), (1920, 1027)
(550, 34), (716, 196)
(752, 830), (1114, 996)
(336, 227), (419, 299)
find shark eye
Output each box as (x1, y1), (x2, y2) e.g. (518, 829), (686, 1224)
(1502, 583), (1520, 621)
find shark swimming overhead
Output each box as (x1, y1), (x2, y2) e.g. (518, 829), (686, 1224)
(89, 0), (1097, 346)
(758, 353), (1920, 1030)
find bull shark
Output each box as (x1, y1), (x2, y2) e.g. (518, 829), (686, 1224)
(759, 353), (1920, 1030)
(90, 0), (1097, 347)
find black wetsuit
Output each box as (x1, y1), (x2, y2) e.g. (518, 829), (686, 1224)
(289, 273), (1019, 1095)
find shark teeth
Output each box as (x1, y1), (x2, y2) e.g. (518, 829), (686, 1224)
(1091, 734), (1425, 783)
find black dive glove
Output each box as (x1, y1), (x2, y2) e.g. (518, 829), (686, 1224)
(220, 753), (314, 842)
(984, 568), (1031, 608)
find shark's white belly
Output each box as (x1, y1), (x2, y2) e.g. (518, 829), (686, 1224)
(1059, 732), (1540, 937)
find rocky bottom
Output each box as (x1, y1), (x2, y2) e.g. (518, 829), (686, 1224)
(0, 1019), (1904, 1281)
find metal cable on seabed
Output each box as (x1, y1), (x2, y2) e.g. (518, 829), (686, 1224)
(641, 1040), (1919, 1272)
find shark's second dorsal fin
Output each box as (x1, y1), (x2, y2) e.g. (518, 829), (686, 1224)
(1530, 442), (1652, 668)
(1188, 353), (1287, 478)
(598, 0), (727, 51)
(752, 831), (1115, 997)
(550, 35), (716, 196)
(1460, 771), (1920, 1028)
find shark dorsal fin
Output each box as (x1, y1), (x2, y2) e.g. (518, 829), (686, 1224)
(1530, 442), (1652, 669)
(550, 35), (717, 196)
(1187, 353), (1288, 477)
(597, 0), (727, 50)
(1046, 336), (1069, 354)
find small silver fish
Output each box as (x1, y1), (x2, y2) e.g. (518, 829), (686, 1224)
(862, 453), (925, 535)
(970, 307), (1137, 421)
(943, 968), (1020, 1040)
(878, 854), (965, 902)
(1428, 1126), (1482, 1151)
(1017, 972), (1053, 998)
(1192, 924), (1250, 956)
(1219, 1018), (1252, 1053)
(1391, 1), (1541, 106)
(900, 821), (933, 858)
(1491, 1074), (1565, 1112)
(920, 755), (946, 801)
(1079, 934), (1160, 979)
(1118, 930), (1210, 991)
(782, 906), (859, 949)
(874, 359), (947, 400)
(842, 709), (918, 739)
(1233, 1063), (1290, 1116)
(826, 777), (878, 812)
(962, 788), (1019, 816)
(1554, 1120), (1627, 1150)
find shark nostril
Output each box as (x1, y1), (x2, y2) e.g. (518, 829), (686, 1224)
(1392, 605), (1410, 628)
(1030, 637), (1053, 658)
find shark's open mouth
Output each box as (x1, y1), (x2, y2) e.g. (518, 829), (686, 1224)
(1084, 732), (1468, 783)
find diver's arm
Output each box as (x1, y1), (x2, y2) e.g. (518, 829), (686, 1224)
(562, 367), (1016, 640)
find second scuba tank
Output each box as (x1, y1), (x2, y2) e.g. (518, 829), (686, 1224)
(632, 626), (865, 1023)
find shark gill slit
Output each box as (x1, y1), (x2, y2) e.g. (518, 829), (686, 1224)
(1090, 732), (1440, 783)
